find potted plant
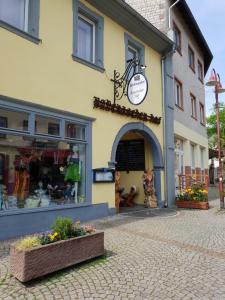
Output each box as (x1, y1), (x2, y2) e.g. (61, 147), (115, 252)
(10, 217), (104, 282)
(176, 181), (209, 210)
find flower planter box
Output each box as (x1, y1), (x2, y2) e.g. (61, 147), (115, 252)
(176, 200), (209, 210)
(10, 231), (104, 282)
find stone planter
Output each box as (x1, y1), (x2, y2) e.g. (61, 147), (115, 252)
(176, 200), (209, 210)
(10, 231), (104, 282)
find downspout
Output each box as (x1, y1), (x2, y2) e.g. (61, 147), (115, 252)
(168, 0), (181, 28)
(162, 47), (175, 207)
(161, 56), (167, 207)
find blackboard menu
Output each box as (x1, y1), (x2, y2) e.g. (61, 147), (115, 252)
(116, 139), (145, 171)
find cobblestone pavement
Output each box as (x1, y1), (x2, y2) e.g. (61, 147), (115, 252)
(1, 200), (225, 299)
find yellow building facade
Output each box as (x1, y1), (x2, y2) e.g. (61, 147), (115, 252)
(0, 0), (173, 239)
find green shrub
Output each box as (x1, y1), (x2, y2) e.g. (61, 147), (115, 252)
(51, 217), (74, 240)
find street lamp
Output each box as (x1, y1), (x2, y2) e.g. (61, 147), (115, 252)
(206, 68), (225, 209)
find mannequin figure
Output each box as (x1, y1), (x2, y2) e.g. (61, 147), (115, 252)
(143, 169), (157, 208)
(64, 145), (81, 203)
(0, 183), (8, 210)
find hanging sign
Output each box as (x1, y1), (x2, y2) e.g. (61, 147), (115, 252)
(127, 73), (148, 105)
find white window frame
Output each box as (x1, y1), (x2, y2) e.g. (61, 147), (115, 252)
(174, 78), (183, 108)
(78, 13), (96, 64)
(191, 143), (195, 171)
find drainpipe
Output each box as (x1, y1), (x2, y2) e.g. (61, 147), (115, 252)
(161, 56), (167, 207)
(167, 0), (181, 40)
(161, 47), (175, 208)
(168, 0), (181, 28)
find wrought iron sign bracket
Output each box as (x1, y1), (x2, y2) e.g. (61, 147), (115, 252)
(111, 58), (146, 104)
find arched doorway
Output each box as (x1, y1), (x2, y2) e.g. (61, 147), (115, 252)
(111, 122), (164, 210)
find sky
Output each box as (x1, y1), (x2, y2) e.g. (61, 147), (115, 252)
(186, 0), (225, 116)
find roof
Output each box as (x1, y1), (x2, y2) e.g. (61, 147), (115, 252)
(85, 0), (174, 55)
(174, 0), (213, 74)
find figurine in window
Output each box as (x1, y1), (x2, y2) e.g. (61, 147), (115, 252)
(64, 145), (81, 203)
(0, 182), (8, 210)
(64, 180), (75, 202)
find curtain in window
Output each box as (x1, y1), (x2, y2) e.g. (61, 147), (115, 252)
(77, 16), (93, 62)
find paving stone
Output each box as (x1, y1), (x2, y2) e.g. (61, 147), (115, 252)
(1, 200), (225, 299)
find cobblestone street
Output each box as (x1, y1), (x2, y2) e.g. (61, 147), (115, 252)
(1, 200), (225, 299)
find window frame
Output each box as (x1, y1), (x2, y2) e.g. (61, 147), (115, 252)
(188, 45), (195, 73)
(0, 96), (93, 215)
(174, 77), (183, 110)
(199, 102), (205, 126)
(124, 33), (145, 76)
(77, 13), (96, 64)
(191, 143), (195, 171)
(190, 93), (197, 120)
(0, 0), (40, 44)
(173, 21), (182, 55)
(72, 0), (104, 72)
(197, 60), (204, 83)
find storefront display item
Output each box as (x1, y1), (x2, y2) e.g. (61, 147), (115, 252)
(0, 183), (8, 210)
(143, 169), (157, 208)
(65, 145), (82, 203)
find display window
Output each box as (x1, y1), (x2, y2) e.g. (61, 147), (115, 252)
(0, 104), (89, 211)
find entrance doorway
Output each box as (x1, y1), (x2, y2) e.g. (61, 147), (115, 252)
(111, 123), (163, 212)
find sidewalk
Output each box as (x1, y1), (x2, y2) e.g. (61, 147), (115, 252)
(1, 200), (225, 299)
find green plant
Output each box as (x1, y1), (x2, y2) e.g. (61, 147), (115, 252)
(15, 236), (41, 250)
(176, 181), (208, 202)
(51, 217), (74, 240)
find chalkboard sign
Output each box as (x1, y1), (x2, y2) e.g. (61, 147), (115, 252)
(116, 139), (145, 171)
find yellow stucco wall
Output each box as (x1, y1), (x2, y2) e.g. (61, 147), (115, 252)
(0, 0), (164, 209)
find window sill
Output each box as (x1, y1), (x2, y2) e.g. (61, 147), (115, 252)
(176, 48), (182, 56)
(189, 65), (195, 74)
(72, 55), (105, 73)
(200, 122), (206, 127)
(0, 20), (41, 44)
(198, 77), (204, 85)
(0, 202), (92, 217)
(191, 115), (197, 121)
(175, 104), (184, 111)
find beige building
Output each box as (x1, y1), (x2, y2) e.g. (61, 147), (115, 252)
(125, 0), (213, 193)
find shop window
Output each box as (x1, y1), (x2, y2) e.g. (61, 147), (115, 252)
(190, 93), (197, 119)
(174, 77), (183, 109)
(0, 0), (40, 39)
(35, 115), (60, 136)
(173, 22), (182, 54)
(0, 103), (90, 212)
(200, 103), (205, 125)
(0, 108), (29, 132)
(73, 0), (104, 71)
(65, 122), (85, 140)
(198, 60), (203, 83)
(188, 45), (195, 72)
(0, 116), (7, 139)
(0, 135), (86, 211)
(125, 33), (145, 80)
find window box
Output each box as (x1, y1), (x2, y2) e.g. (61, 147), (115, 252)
(10, 231), (104, 282)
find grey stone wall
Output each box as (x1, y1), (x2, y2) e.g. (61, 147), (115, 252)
(125, 0), (168, 33)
